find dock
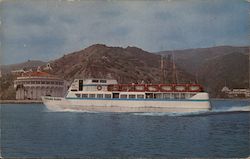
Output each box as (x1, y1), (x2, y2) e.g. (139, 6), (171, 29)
(0, 100), (43, 104)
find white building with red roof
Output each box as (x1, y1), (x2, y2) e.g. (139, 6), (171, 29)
(14, 71), (66, 100)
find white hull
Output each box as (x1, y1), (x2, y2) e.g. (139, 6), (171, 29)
(42, 94), (211, 113)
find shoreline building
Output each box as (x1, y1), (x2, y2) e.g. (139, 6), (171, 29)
(14, 71), (66, 100)
(221, 86), (250, 98)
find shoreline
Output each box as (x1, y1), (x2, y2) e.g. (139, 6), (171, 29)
(0, 100), (43, 104)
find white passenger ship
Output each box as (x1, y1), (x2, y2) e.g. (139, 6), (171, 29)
(42, 78), (211, 112)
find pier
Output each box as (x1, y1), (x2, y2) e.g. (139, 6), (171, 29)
(0, 100), (42, 104)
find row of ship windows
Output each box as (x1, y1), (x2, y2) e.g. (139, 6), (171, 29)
(75, 94), (142, 99)
(75, 93), (112, 98)
(91, 79), (107, 83)
(15, 81), (63, 85)
(75, 93), (196, 99)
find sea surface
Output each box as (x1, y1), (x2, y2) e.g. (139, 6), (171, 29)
(1, 100), (250, 158)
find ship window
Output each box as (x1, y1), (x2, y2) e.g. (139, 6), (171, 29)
(41, 81), (45, 84)
(51, 81), (54, 84)
(79, 80), (83, 91)
(89, 94), (95, 98)
(181, 93), (185, 99)
(137, 94), (144, 99)
(155, 93), (162, 99)
(163, 93), (171, 99)
(92, 79), (99, 83)
(100, 80), (107, 83)
(82, 94), (88, 98)
(97, 94), (103, 98)
(173, 93), (179, 99)
(146, 93), (153, 99)
(36, 81), (40, 84)
(129, 94), (136, 99)
(120, 94), (127, 99)
(75, 94), (81, 98)
(46, 81), (50, 84)
(31, 81), (35, 84)
(105, 94), (111, 98)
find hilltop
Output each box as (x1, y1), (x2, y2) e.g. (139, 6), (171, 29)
(0, 60), (46, 74)
(49, 44), (194, 83)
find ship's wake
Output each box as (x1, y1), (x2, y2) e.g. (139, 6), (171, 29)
(45, 105), (250, 116)
(132, 106), (250, 117)
(44, 107), (99, 113)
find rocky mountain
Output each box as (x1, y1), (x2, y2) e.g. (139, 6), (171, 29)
(199, 52), (248, 97)
(49, 44), (194, 84)
(158, 46), (249, 75)
(0, 60), (46, 74)
(159, 46), (249, 97)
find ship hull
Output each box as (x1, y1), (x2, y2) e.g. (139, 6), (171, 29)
(42, 95), (211, 113)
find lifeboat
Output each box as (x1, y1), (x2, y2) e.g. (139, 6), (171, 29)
(119, 84), (134, 92)
(134, 84), (146, 92)
(146, 85), (159, 92)
(159, 84), (172, 92)
(108, 85), (120, 91)
(174, 84), (187, 92)
(188, 84), (201, 92)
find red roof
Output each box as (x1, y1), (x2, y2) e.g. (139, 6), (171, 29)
(23, 71), (52, 77)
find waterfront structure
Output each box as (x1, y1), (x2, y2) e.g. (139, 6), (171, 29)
(42, 78), (211, 112)
(221, 86), (250, 98)
(14, 71), (65, 100)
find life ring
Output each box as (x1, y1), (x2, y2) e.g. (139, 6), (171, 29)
(97, 85), (102, 91)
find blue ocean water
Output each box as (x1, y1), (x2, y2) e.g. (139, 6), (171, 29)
(1, 100), (250, 158)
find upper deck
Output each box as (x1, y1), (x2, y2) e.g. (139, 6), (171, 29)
(68, 78), (203, 93)
(65, 78), (206, 100)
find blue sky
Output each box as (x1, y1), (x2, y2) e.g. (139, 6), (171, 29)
(0, 0), (249, 64)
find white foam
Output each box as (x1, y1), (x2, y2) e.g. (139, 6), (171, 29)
(60, 109), (99, 113)
(133, 112), (173, 116)
(132, 106), (250, 117)
(45, 107), (99, 113)
(226, 106), (250, 112)
(132, 111), (209, 117)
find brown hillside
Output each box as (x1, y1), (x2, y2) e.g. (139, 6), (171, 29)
(50, 44), (194, 84)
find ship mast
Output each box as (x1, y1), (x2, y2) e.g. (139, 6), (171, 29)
(160, 55), (164, 83)
(160, 55), (167, 84)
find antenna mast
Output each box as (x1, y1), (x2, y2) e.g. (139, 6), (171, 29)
(160, 55), (166, 84)
(161, 56), (164, 83)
